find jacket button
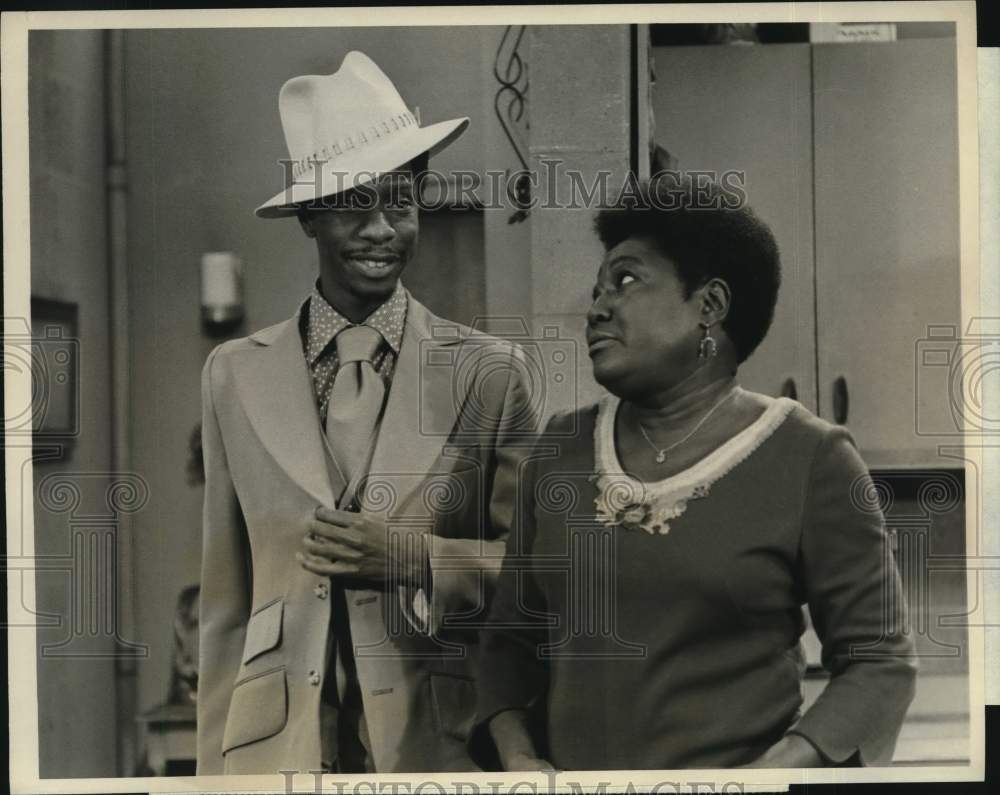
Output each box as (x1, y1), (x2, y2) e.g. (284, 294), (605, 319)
(308, 670), (321, 686)
(314, 582), (329, 599)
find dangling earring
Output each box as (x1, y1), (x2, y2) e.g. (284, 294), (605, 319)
(698, 321), (718, 359)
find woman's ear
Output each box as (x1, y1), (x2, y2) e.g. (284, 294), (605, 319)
(297, 210), (316, 239)
(699, 277), (732, 326)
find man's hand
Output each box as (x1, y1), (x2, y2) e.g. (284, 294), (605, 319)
(297, 506), (428, 587)
(741, 733), (824, 768)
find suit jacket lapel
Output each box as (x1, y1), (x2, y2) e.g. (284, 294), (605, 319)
(229, 310), (344, 508)
(365, 297), (469, 517)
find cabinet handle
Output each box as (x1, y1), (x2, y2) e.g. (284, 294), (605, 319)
(832, 376), (849, 425)
(780, 378), (798, 401)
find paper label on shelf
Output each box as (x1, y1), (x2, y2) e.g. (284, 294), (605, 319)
(810, 23), (898, 44)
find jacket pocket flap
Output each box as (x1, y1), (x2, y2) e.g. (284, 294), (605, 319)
(222, 667), (288, 753)
(242, 599), (283, 664)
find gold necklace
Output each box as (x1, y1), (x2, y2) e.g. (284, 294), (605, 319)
(636, 388), (737, 464)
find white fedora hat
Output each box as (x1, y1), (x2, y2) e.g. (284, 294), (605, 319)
(255, 51), (469, 218)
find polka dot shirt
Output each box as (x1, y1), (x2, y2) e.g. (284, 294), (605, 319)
(303, 280), (408, 422)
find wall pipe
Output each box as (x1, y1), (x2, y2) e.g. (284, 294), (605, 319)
(105, 29), (139, 777)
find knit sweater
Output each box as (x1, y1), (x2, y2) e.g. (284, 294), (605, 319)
(473, 394), (917, 769)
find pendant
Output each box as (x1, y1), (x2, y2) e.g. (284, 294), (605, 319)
(655, 450), (667, 464)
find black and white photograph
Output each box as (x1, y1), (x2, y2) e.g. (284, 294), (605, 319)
(2, 3), (992, 793)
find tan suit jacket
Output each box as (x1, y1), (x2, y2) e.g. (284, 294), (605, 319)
(196, 296), (537, 774)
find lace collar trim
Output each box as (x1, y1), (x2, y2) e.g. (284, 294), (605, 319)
(592, 391), (795, 535)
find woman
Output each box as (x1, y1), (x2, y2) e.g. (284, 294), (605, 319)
(473, 177), (916, 770)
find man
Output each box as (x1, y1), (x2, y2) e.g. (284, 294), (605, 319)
(196, 51), (536, 775)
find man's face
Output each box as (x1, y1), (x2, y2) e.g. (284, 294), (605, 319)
(301, 170), (418, 308)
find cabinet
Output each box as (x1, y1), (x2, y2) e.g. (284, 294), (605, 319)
(652, 38), (961, 468)
(812, 39), (960, 467)
(651, 43), (818, 411)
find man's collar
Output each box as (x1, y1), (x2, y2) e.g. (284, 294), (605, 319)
(305, 280), (408, 365)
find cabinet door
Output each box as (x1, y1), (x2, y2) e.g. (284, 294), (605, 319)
(813, 39), (960, 467)
(651, 44), (817, 409)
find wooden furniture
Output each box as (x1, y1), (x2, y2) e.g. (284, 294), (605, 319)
(137, 703), (196, 776)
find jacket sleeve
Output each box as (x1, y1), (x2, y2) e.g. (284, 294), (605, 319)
(196, 345), (252, 774)
(787, 427), (917, 765)
(469, 438), (550, 767)
(400, 341), (539, 635)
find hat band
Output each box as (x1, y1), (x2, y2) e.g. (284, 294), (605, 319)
(290, 111), (420, 179)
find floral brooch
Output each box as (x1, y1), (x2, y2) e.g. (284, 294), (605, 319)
(591, 473), (711, 536)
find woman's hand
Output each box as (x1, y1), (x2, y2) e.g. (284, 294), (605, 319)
(489, 709), (556, 772)
(503, 752), (558, 772)
(742, 733), (824, 768)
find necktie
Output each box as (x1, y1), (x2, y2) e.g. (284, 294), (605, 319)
(324, 325), (386, 490)
(320, 325), (383, 772)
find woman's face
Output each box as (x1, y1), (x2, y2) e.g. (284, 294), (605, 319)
(586, 236), (703, 398)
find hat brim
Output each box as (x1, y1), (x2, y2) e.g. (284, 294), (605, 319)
(254, 116), (469, 218)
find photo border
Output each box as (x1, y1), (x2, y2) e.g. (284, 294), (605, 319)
(2, 2), (986, 793)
